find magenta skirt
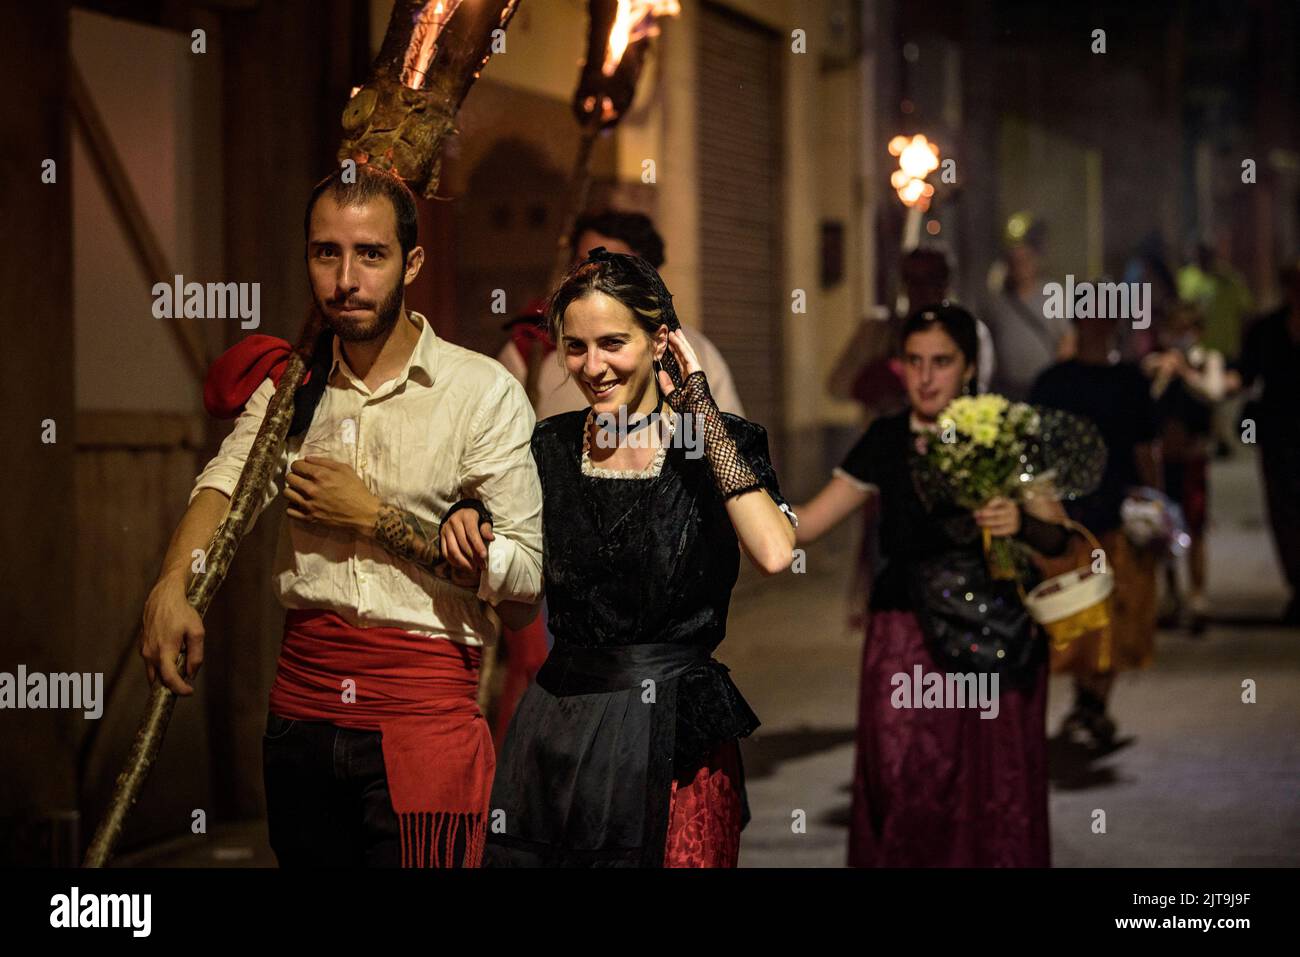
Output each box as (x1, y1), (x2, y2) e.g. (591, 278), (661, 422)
(848, 610), (1050, 867)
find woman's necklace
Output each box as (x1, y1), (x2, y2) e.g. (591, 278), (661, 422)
(595, 391), (664, 441)
(583, 407), (675, 479)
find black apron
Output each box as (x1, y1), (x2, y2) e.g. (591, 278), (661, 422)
(484, 641), (750, 868)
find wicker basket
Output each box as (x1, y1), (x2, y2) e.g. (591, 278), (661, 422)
(1022, 520), (1114, 670)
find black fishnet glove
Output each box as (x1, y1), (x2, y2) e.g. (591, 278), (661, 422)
(666, 371), (763, 500)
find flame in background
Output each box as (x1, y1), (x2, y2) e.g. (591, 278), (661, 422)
(402, 0), (463, 89)
(601, 0), (681, 76)
(888, 133), (940, 210)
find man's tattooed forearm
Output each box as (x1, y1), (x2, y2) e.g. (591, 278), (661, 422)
(374, 504), (443, 570)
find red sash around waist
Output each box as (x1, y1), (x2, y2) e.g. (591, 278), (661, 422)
(268, 609), (494, 867)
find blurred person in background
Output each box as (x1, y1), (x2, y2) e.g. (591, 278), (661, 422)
(1177, 238), (1253, 458)
(1120, 231), (1179, 360)
(1032, 311), (1162, 749)
(985, 213), (1076, 400)
(1233, 258), (1300, 625)
(1178, 238), (1254, 364)
(1143, 301), (1228, 634)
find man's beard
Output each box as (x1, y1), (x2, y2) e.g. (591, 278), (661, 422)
(319, 276), (405, 343)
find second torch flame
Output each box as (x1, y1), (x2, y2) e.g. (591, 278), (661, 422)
(602, 0), (681, 76)
(889, 133), (940, 210)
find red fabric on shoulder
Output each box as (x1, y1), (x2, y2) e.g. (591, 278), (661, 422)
(203, 334), (311, 418)
(507, 297), (554, 360)
(509, 321), (556, 360)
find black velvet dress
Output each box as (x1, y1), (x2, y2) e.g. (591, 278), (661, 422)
(484, 408), (789, 867)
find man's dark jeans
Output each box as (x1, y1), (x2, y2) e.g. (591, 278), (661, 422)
(262, 713), (402, 867)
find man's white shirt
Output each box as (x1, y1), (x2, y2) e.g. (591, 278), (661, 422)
(191, 311), (543, 646)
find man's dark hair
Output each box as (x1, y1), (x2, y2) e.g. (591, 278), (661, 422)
(570, 210), (665, 268)
(304, 164), (419, 261)
(900, 246), (952, 285)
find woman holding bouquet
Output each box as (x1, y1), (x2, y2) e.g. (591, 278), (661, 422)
(484, 249), (797, 867)
(796, 304), (1078, 867)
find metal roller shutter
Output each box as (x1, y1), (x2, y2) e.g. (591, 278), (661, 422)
(698, 2), (785, 453)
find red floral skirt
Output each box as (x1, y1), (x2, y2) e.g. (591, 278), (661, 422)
(492, 614), (551, 751)
(664, 739), (744, 868)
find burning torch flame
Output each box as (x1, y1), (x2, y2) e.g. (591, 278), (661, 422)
(601, 0), (681, 76)
(888, 133), (940, 210)
(402, 0), (463, 89)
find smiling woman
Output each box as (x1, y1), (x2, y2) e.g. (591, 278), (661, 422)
(485, 248), (798, 868)
(560, 292), (663, 428)
(792, 304), (1076, 868)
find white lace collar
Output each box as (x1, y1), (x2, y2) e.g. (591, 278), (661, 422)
(909, 412), (942, 434)
(581, 408), (677, 479)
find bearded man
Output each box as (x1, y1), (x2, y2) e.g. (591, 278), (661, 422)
(140, 165), (542, 867)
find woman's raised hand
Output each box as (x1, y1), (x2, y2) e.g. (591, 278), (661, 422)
(657, 328), (702, 398)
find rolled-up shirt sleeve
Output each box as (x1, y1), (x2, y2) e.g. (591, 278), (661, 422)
(463, 374), (544, 607)
(188, 377), (287, 529)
